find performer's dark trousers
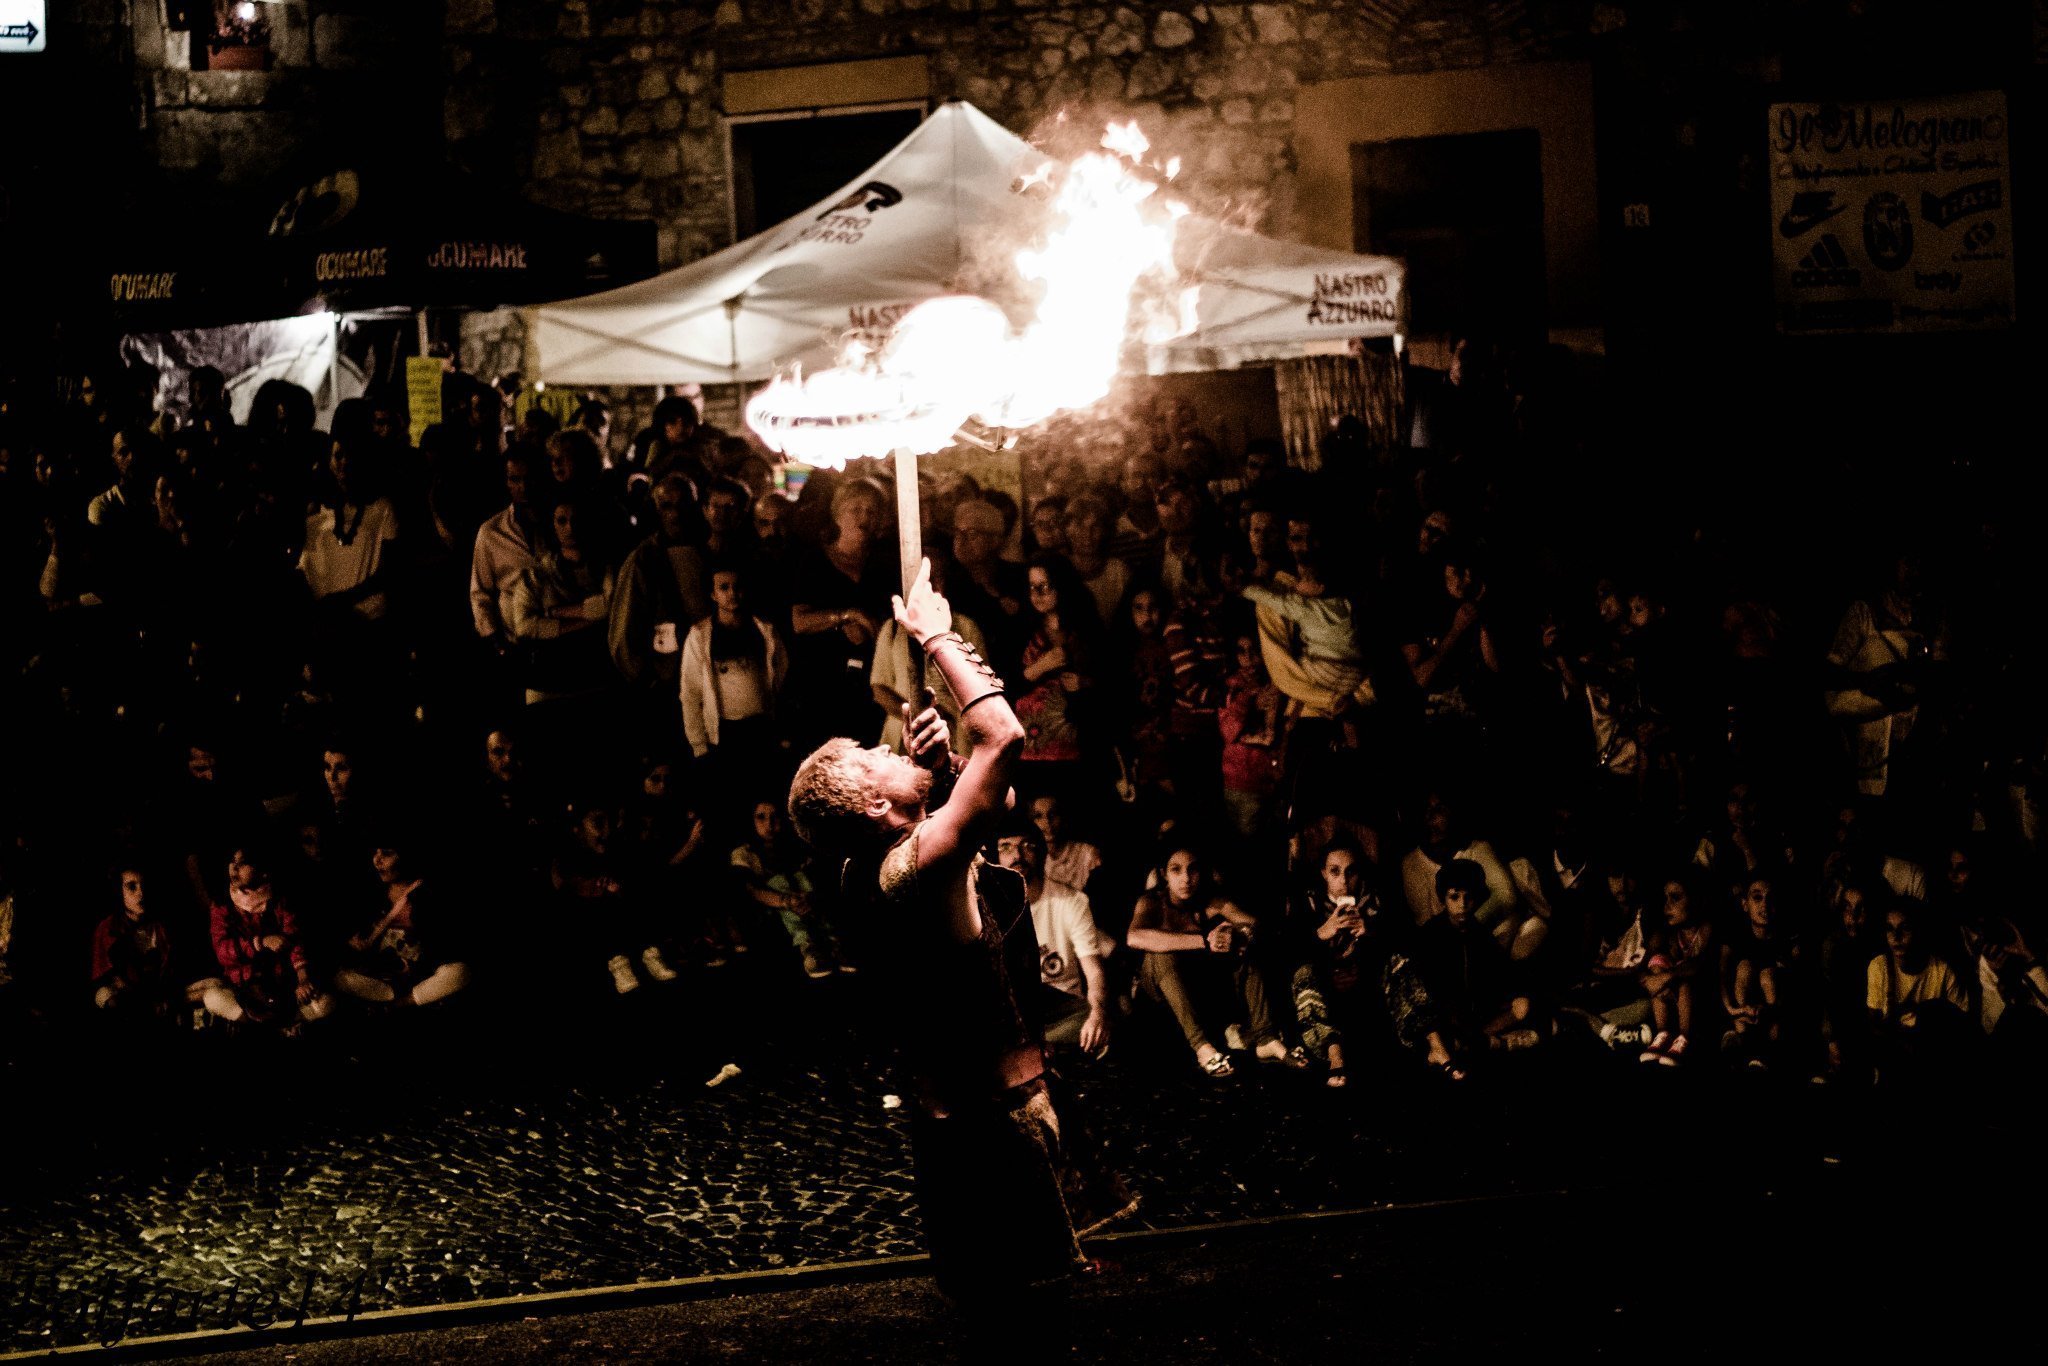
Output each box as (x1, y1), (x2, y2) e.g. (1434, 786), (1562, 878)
(908, 1075), (1082, 1322)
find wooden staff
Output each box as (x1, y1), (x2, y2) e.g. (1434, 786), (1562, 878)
(892, 448), (929, 695)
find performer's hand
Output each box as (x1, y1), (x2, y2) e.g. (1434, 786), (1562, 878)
(903, 689), (949, 768)
(891, 557), (951, 646)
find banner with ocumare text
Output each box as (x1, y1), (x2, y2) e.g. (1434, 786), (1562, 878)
(1769, 92), (2014, 333)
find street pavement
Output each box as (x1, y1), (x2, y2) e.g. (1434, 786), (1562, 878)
(0, 955), (2001, 1357)
(124, 1180), (2046, 1364)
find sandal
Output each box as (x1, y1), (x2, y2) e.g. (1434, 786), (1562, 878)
(1199, 1051), (1236, 1079)
(1431, 1055), (1467, 1082)
(1258, 1043), (1313, 1070)
(1324, 1067), (1349, 1089)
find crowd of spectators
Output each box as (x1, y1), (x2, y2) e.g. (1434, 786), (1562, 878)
(1, 340), (2043, 1116)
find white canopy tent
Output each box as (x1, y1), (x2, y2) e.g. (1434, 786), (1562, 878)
(532, 102), (1402, 387)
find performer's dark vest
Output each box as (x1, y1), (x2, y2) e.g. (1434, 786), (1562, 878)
(873, 831), (1045, 1116)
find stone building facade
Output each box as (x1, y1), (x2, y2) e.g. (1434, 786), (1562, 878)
(3, 1), (2032, 456)
(445, 1), (1586, 274)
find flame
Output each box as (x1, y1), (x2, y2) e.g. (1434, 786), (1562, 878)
(747, 122), (1197, 469)
(1100, 120), (1150, 160)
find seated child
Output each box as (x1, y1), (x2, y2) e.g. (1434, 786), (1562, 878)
(731, 798), (852, 979)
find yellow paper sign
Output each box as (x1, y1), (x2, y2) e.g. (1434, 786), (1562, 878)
(405, 355), (443, 448)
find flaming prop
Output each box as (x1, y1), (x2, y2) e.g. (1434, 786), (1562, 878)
(747, 121), (1197, 595)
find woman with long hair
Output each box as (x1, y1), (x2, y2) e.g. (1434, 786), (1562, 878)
(786, 476), (895, 748)
(1014, 553), (1103, 777)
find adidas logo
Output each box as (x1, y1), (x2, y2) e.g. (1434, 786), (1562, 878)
(1791, 234), (1860, 288)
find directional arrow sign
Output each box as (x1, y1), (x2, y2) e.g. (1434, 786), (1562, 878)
(0, 3), (45, 52)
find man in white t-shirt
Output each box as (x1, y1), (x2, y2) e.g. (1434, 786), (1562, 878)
(998, 824), (1115, 1056)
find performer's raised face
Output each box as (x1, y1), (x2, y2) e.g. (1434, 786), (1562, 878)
(858, 743), (934, 816)
(787, 737), (934, 852)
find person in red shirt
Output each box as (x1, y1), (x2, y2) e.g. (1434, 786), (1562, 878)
(89, 867), (182, 1019)
(198, 848), (332, 1029)
(1218, 632), (1285, 838)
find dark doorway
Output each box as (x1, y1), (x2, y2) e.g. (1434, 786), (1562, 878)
(1352, 129), (1546, 346)
(728, 106), (925, 240)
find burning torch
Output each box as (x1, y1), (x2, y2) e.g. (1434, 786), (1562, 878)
(743, 122), (1197, 609)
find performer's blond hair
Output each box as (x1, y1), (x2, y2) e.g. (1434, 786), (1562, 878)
(788, 738), (876, 852)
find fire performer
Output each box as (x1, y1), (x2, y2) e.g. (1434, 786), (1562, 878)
(788, 555), (1083, 1332)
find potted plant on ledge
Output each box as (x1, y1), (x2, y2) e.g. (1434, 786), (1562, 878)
(202, 0), (272, 71)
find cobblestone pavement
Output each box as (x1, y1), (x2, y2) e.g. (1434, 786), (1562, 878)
(165, 1188), (2047, 1366)
(0, 965), (1734, 1353)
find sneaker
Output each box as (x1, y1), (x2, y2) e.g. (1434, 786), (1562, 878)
(1223, 1024), (1248, 1052)
(1638, 1030), (1672, 1064)
(800, 951), (833, 980)
(607, 955), (641, 995)
(641, 947), (678, 982)
(1657, 1033), (1689, 1067)
(1499, 1027), (1542, 1052)
(1600, 1022), (1648, 1049)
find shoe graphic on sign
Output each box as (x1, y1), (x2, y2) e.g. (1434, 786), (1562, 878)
(1779, 191), (1848, 238)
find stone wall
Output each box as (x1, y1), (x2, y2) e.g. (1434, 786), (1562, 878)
(446, 2), (1593, 271)
(137, 1), (447, 189)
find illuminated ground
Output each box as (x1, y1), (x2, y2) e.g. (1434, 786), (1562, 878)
(0, 959), (1986, 1354)
(86, 1184), (2048, 1365)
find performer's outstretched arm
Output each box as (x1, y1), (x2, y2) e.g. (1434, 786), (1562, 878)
(892, 557), (1024, 873)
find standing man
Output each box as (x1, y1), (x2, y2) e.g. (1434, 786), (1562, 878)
(86, 428), (152, 533)
(300, 442), (402, 623)
(787, 559), (1082, 1340)
(607, 473), (710, 700)
(469, 449), (545, 644)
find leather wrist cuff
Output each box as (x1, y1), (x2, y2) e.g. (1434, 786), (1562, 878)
(923, 631), (1005, 712)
